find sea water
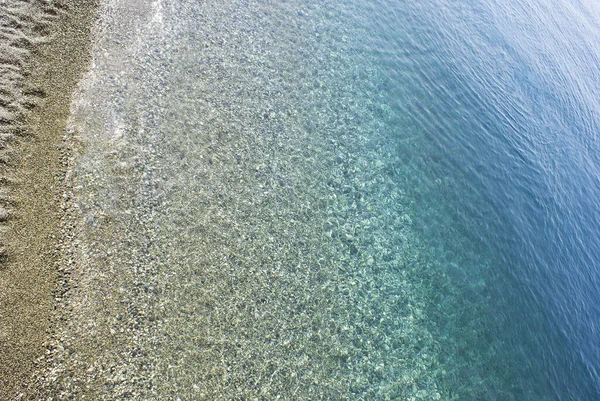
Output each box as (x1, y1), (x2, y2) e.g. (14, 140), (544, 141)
(55, 0), (600, 399)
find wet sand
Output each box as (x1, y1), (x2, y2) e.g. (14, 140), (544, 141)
(0, 1), (96, 398)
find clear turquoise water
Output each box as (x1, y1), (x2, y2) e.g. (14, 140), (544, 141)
(60, 0), (600, 399)
(373, 1), (600, 399)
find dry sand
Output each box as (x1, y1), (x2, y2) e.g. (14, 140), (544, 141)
(0, 1), (96, 398)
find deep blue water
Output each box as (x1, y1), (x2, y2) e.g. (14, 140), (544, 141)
(368, 0), (600, 398)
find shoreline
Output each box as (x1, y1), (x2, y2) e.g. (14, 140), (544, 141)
(0, 1), (96, 398)
(28, 2), (447, 399)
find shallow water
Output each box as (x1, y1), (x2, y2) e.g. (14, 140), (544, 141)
(51, 0), (600, 399)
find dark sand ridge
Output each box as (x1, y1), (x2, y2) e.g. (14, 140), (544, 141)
(0, 1), (96, 398)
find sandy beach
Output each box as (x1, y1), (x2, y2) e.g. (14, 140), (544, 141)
(0, 1), (96, 398)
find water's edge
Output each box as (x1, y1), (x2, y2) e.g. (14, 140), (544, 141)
(35, 1), (453, 399)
